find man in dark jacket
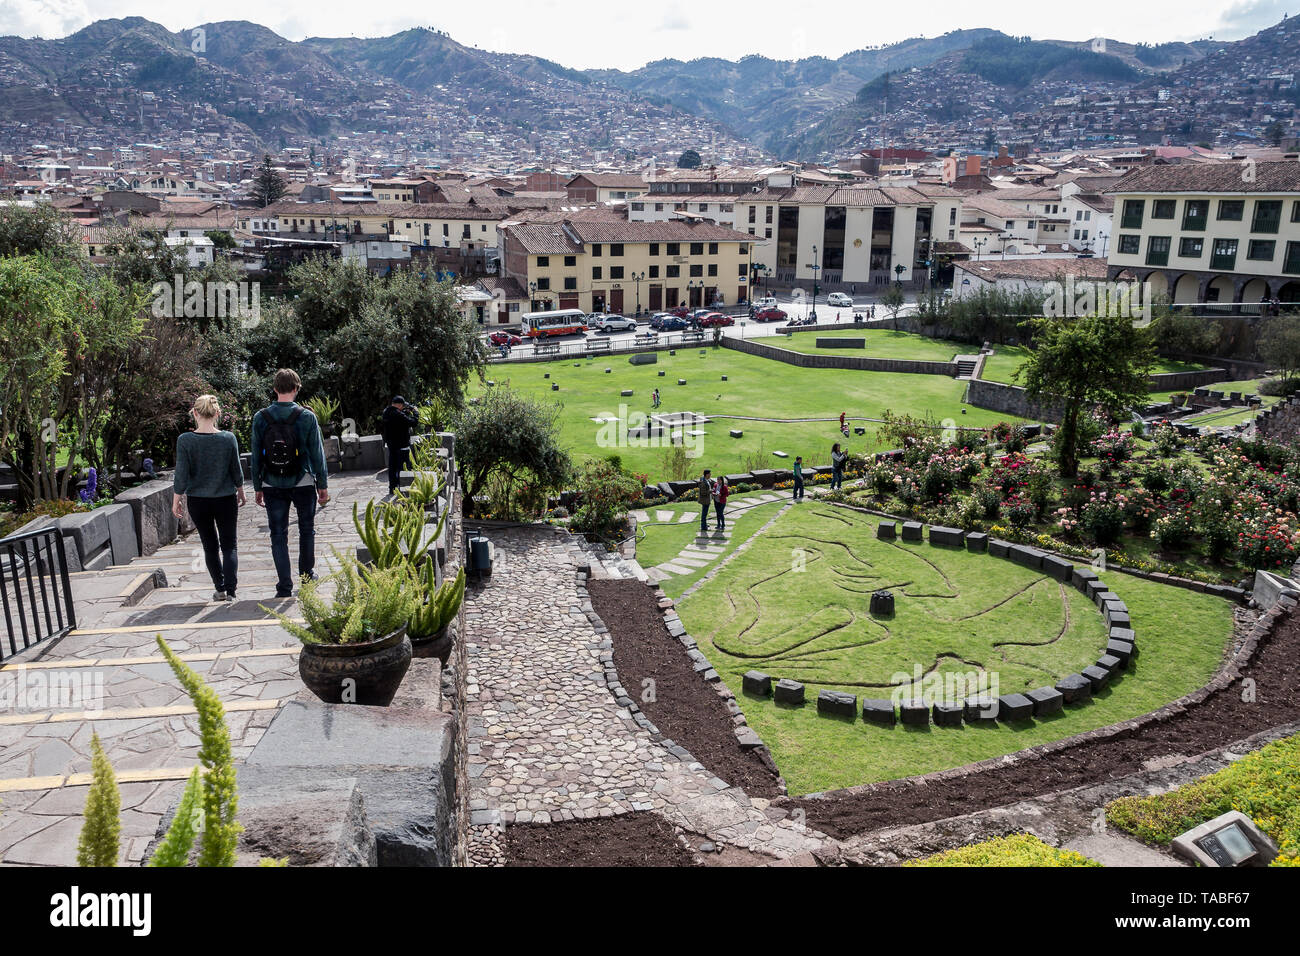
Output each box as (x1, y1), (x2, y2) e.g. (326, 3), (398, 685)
(697, 469), (713, 533)
(381, 396), (420, 494)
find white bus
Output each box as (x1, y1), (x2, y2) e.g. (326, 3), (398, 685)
(520, 309), (588, 338)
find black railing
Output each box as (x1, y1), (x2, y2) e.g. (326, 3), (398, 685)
(0, 525), (76, 662)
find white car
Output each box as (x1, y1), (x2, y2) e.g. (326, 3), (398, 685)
(755, 296), (779, 311)
(826, 292), (854, 308)
(592, 314), (636, 333)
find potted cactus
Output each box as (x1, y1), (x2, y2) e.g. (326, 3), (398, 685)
(264, 554), (418, 705)
(407, 563), (466, 662)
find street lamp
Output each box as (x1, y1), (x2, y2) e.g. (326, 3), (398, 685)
(631, 270), (645, 316)
(1098, 231), (1109, 258)
(807, 244), (821, 321)
(973, 237), (988, 261)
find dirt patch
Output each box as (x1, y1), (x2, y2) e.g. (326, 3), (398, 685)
(785, 605), (1300, 840)
(587, 578), (782, 798)
(498, 812), (697, 867)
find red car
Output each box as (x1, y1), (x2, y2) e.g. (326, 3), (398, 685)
(752, 307), (787, 322)
(698, 312), (734, 328)
(488, 331), (522, 346)
(668, 305), (691, 318)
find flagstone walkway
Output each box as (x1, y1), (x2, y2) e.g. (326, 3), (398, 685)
(0, 472), (384, 865)
(462, 525), (827, 866)
(629, 492), (792, 583)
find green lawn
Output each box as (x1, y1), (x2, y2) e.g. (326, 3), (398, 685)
(982, 345), (1206, 386)
(474, 348), (1024, 480)
(635, 498), (788, 599)
(763, 329), (970, 362)
(675, 503), (1236, 795)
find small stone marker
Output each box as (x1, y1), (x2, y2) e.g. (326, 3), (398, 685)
(544, 372), (550, 378)
(773, 450), (788, 458)
(1105, 639), (1135, 666)
(933, 702), (963, 726)
(658, 370), (665, 376)
(1096, 653), (1123, 675)
(678, 379), (686, 385)
(721, 375), (727, 381)
(1054, 673), (1092, 704)
(869, 589), (895, 616)
(1081, 664), (1111, 692)
(1027, 686), (1064, 717)
(965, 531), (988, 552)
(551, 383), (559, 391)
(989, 539), (1011, 558)
(997, 693), (1034, 722)
(620, 389), (633, 396)
(817, 690), (857, 718)
(1071, 566), (1098, 590)
(729, 429), (743, 438)
(854, 426), (866, 435)
(877, 521), (897, 540)
(861, 699), (896, 725)
(901, 521), (923, 541)
(899, 699), (929, 726)
(774, 678), (805, 705)
(964, 697), (999, 722)
(605, 368), (611, 373)
(929, 526), (963, 547)
(742, 670), (773, 697)
(1041, 554), (1073, 581)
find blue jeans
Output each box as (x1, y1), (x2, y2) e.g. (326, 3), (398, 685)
(265, 485), (317, 596)
(831, 465), (842, 490)
(700, 501), (711, 531)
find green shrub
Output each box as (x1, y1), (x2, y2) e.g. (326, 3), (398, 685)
(265, 553), (418, 644)
(76, 733), (121, 867)
(906, 833), (1101, 867)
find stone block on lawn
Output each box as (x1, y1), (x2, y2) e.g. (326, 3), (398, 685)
(551, 383), (560, 391)
(742, 670), (772, 697)
(817, 690), (857, 718)
(964, 697), (999, 722)
(620, 389), (634, 397)
(1109, 626), (1136, 648)
(1093, 589), (1119, 610)
(1105, 639), (1135, 667)
(629, 353), (657, 366)
(929, 526), (964, 547)
(1072, 566), (1099, 591)
(1055, 674), (1092, 705)
(997, 693), (1033, 722)
(1041, 554), (1073, 582)
(750, 469), (777, 488)
(729, 429), (743, 438)
(1105, 610), (1132, 631)
(869, 590), (895, 616)
(988, 538), (1011, 558)
(1081, 665), (1112, 692)
(773, 678), (805, 706)
(678, 379), (686, 385)
(877, 521), (897, 540)
(1085, 579), (1109, 602)
(901, 521), (923, 541)
(1027, 686), (1064, 717)
(658, 370), (666, 376)
(933, 701), (963, 726)
(965, 531), (988, 552)
(1008, 544), (1043, 571)
(1096, 654), (1123, 675)
(861, 699), (896, 725)
(899, 699), (929, 726)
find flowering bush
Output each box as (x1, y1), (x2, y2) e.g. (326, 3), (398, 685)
(974, 482), (1002, 519)
(1120, 488), (1158, 534)
(1089, 430), (1134, 464)
(1079, 492), (1126, 545)
(1151, 421), (1181, 458)
(1003, 495), (1037, 528)
(1151, 507), (1194, 551)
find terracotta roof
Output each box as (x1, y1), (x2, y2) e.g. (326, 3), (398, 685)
(567, 173), (647, 189)
(962, 194), (1037, 221)
(1106, 161), (1300, 194)
(505, 222), (583, 255)
(261, 201), (506, 220)
(476, 276), (528, 299)
(1073, 193), (1115, 213)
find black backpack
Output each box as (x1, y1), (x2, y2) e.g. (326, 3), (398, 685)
(262, 407), (303, 478)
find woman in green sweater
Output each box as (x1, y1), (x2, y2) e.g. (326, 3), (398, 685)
(173, 395), (246, 601)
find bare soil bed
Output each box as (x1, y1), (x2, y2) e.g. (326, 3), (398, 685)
(498, 812), (697, 867)
(587, 578), (781, 798)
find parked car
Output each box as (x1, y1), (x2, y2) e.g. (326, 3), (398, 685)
(488, 331), (522, 346)
(826, 292), (854, 307)
(667, 305), (691, 319)
(755, 296), (779, 311)
(650, 312), (689, 331)
(699, 312), (734, 328)
(752, 307), (787, 322)
(592, 313), (637, 333)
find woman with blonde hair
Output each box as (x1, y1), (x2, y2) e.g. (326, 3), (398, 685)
(173, 394), (245, 601)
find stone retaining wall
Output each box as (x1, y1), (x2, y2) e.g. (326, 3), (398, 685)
(722, 336), (957, 376)
(963, 378), (1062, 423)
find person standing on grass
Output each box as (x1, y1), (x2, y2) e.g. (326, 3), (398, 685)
(831, 442), (848, 491)
(792, 456), (805, 501)
(173, 394), (245, 602)
(381, 395), (419, 496)
(714, 475), (730, 531)
(251, 368), (330, 599)
(698, 468), (714, 532)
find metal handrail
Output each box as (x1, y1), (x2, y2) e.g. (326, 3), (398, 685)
(0, 524), (77, 661)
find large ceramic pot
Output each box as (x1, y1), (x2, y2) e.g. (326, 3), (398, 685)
(410, 622), (452, 664)
(298, 625), (413, 706)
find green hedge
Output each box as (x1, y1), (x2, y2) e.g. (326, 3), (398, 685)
(905, 833), (1101, 867)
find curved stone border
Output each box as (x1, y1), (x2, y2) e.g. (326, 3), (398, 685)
(742, 520), (1140, 730)
(793, 595), (1287, 806)
(573, 569), (788, 796)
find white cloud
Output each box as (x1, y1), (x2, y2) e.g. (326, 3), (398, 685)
(0, 0), (92, 38)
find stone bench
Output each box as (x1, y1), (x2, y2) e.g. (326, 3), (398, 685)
(774, 678), (805, 706)
(862, 699), (896, 725)
(742, 670), (772, 697)
(965, 531), (988, 552)
(997, 693), (1033, 722)
(817, 690), (857, 718)
(928, 526), (964, 548)
(900, 521), (924, 542)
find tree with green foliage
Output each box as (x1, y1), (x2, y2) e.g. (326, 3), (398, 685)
(1258, 315), (1300, 382)
(1017, 314), (1154, 477)
(251, 154), (287, 207)
(0, 201), (80, 259)
(676, 149), (702, 169)
(1151, 301), (1220, 356)
(880, 283), (906, 330)
(454, 386), (571, 517)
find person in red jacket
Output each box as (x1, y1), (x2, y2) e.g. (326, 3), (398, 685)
(713, 475), (730, 531)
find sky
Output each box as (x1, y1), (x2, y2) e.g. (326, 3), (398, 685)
(1, 0), (1296, 70)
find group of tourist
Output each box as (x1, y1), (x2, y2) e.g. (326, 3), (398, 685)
(171, 368), (420, 603)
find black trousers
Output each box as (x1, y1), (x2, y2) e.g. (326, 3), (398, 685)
(387, 444), (410, 492)
(187, 494), (239, 594)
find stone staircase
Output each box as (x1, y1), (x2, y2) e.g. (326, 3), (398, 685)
(954, 355), (980, 380)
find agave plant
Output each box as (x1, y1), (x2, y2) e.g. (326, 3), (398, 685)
(303, 394), (340, 429)
(398, 466), (445, 513)
(354, 497), (447, 571)
(408, 564), (466, 641)
(262, 551), (416, 645)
